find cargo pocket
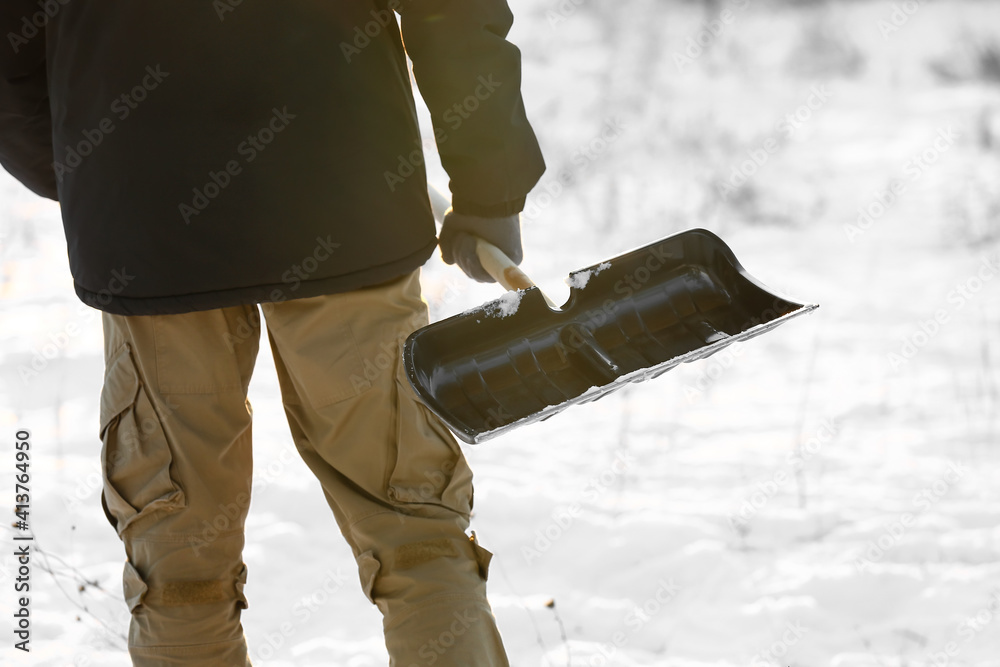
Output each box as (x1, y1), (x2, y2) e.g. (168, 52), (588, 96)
(387, 338), (472, 513)
(99, 342), (185, 537)
(357, 551), (381, 604)
(123, 560), (149, 613)
(235, 562), (249, 610)
(469, 532), (493, 581)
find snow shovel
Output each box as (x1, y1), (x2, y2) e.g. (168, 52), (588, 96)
(405, 196), (818, 444)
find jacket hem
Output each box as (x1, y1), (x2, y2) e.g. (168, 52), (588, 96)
(76, 241), (438, 316)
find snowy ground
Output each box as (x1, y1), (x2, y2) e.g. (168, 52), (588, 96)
(2, 0), (999, 665)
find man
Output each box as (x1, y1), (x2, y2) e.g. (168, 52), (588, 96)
(1, 0), (545, 664)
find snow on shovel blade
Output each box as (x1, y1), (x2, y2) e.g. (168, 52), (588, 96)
(404, 228), (818, 444)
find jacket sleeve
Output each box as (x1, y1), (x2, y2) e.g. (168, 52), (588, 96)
(0, 2), (58, 201)
(397, 0), (545, 217)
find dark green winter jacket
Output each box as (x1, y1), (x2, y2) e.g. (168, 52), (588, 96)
(0, 0), (545, 314)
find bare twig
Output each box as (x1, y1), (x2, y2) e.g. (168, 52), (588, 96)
(545, 598), (571, 667)
(791, 322), (824, 511)
(6, 526), (128, 648)
(493, 557), (548, 656)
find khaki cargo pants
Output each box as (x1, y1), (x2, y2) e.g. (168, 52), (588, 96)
(97, 270), (508, 666)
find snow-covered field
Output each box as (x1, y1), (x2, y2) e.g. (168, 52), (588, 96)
(2, 0), (999, 665)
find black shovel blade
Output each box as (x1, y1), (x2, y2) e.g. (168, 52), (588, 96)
(404, 228), (817, 444)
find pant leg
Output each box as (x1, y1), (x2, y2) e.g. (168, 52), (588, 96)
(261, 270), (509, 666)
(99, 304), (261, 666)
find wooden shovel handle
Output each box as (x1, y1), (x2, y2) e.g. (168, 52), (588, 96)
(426, 183), (536, 292)
(475, 238), (535, 292)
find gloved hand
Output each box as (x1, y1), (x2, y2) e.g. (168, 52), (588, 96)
(438, 209), (523, 283)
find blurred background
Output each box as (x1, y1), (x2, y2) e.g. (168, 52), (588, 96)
(1, 0), (998, 665)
